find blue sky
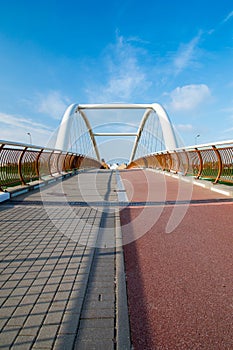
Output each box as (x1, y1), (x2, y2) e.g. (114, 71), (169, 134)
(0, 0), (233, 151)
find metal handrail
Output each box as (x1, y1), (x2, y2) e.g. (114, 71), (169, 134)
(0, 141), (102, 191)
(127, 140), (233, 184)
(0, 139), (63, 151)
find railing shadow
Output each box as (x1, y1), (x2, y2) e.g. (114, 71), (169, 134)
(120, 206), (155, 350)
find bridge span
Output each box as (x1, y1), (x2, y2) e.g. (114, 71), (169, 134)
(0, 167), (232, 349)
(0, 102), (233, 349)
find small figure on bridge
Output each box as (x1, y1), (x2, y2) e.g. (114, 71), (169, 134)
(100, 158), (109, 169)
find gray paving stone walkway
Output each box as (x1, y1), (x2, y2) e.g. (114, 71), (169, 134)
(0, 170), (130, 350)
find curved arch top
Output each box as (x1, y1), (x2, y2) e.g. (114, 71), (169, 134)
(151, 103), (178, 149)
(56, 102), (177, 163)
(55, 103), (100, 160)
(56, 103), (78, 151)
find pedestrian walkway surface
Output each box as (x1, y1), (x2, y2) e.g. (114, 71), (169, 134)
(120, 169), (233, 350)
(0, 170), (130, 350)
(1, 168), (233, 350)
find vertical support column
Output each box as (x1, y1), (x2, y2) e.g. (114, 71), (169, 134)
(63, 153), (69, 171)
(195, 148), (203, 179)
(174, 151), (180, 174)
(69, 153), (75, 170)
(48, 150), (54, 176)
(167, 151), (172, 172)
(161, 153), (166, 171)
(183, 150), (189, 176)
(76, 155), (81, 169)
(212, 146), (223, 184)
(0, 144), (5, 191)
(56, 151), (62, 174)
(18, 147), (27, 185)
(36, 149), (44, 179)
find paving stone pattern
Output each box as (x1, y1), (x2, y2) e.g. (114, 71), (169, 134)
(0, 170), (122, 350)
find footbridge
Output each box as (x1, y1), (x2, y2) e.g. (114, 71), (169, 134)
(1, 103), (232, 192)
(0, 103), (233, 349)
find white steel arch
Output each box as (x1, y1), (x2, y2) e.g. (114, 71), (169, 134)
(55, 103), (177, 162)
(129, 103), (178, 162)
(56, 103), (100, 161)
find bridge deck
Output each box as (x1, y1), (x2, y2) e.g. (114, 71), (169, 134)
(0, 170), (129, 349)
(120, 169), (233, 350)
(0, 169), (233, 349)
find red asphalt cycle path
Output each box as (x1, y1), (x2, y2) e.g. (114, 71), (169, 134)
(120, 169), (233, 350)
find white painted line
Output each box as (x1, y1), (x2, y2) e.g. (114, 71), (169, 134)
(182, 178), (192, 183)
(115, 170), (129, 202)
(146, 168), (233, 197)
(193, 181), (207, 188)
(210, 187), (231, 196)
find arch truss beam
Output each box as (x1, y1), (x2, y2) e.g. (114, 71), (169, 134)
(56, 103), (178, 163)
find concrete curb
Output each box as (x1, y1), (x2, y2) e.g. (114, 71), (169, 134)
(115, 213), (131, 350)
(0, 170), (79, 203)
(0, 192), (10, 202)
(115, 170), (131, 349)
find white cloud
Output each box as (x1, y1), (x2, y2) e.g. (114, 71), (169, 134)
(0, 112), (52, 145)
(0, 112), (52, 132)
(168, 84), (211, 111)
(0, 92), (72, 146)
(222, 10), (233, 23)
(220, 106), (233, 114)
(36, 91), (70, 119)
(103, 73), (146, 101)
(176, 124), (194, 132)
(86, 34), (152, 103)
(207, 10), (233, 35)
(173, 33), (201, 75)
(224, 127), (233, 133)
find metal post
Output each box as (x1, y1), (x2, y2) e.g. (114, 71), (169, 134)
(195, 148), (203, 179)
(183, 150), (190, 176)
(35, 149), (44, 178)
(18, 147), (27, 185)
(212, 146), (223, 184)
(174, 151), (180, 174)
(48, 151), (54, 176)
(0, 144), (5, 191)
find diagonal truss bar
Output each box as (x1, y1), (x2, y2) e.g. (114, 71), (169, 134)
(56, 104), (100, 161)
(56, 103), (178, 163)
(129, 103), (178, 162)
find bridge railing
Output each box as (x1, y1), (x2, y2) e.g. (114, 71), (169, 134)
(0, 140), (101, 191)
(127, 140), (233, 184)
